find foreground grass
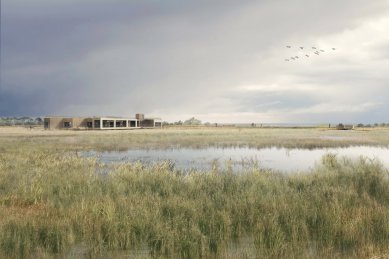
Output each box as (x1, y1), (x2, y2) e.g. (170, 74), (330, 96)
(0, 148), (388, 258)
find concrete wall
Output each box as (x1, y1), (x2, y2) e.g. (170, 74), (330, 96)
(44, 117), (65, 130)
(72, 117), (89, 128)
(44, 117), (90, 129)
(141, 119), (155, 128)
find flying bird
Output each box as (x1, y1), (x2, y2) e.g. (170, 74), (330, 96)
(283, 45), (337, 61)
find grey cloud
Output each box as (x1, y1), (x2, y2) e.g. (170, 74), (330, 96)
(1, 0), (389, 122)
(0, 89), (55, 116)
(223, 90), (322, 113)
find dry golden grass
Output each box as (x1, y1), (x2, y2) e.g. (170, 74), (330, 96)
(1, 126), (389, 152)
(1, 126), (388, 258)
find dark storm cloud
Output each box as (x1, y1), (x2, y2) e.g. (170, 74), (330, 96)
(1, 0), (389, 122)
(0, 89), (54, 116)
(2, 0), (255, 116)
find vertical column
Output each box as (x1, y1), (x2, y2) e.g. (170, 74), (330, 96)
(100, 119), (103, 129)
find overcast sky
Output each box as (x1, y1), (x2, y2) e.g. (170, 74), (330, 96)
(1, 0), (389, 123)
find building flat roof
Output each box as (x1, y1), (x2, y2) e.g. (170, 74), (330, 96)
(45, 116), (161, 121)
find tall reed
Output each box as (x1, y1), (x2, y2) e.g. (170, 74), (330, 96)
(0, 148), (388, 258)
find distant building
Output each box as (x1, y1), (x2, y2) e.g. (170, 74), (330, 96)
(44, 114), (162, 130)
(336, 123), (354, 130)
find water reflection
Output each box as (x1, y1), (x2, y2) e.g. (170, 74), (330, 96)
(81, 146), (389, 173)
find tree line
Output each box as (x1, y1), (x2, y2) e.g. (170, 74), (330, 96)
(0, 117), (43, 126)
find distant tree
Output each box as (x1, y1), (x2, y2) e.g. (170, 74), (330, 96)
(0, 117), (44, 126)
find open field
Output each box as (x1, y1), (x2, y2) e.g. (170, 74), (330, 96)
(1, 126), (389, 152)
(0, 126), (389, 258)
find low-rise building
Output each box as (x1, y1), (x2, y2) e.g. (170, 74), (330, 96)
(44, 114), (162, 130)
(335, 123), (354, 130)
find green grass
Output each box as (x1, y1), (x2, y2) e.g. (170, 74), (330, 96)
(0, 149), (388, 258)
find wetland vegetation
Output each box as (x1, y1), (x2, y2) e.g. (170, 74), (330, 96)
(0, 127), (388, 258)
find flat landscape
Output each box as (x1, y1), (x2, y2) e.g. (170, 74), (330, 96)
(1, 125), (389, 150)
(3, 0), (389, 257)
(0, 126), (388, 258)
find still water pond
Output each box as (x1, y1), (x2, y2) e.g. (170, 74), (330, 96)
(82, 146), (389, 173)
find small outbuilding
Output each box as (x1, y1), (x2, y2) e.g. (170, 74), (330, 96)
(336, 123), (354, 130)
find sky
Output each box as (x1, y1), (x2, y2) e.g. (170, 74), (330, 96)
(1, 0), (389, 123)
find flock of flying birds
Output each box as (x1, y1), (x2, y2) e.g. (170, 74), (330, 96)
(285, 46), (336, 61)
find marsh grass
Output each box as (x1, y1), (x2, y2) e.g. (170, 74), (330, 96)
(0, 148), (388, 258)
(1, 127), (389, 153)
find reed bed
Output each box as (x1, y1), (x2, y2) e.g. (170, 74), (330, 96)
(0, 148), (388, 258)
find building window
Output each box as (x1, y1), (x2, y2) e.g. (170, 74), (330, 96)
(116, 120), (127, 127)
(86, 122), (93, 128)
(129, 120), (136, 127)
(94, 120), (101, 128)
(102, 120), (114, 128)
(63, 121), (72, 128)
